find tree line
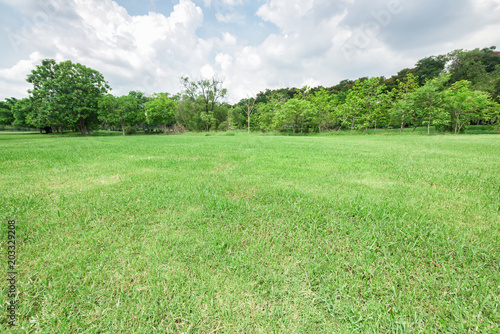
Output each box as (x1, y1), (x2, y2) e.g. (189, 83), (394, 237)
(1, 47), (499, 135)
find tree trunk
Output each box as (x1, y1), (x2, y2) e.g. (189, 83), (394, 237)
(79, 118), (86, 136)
(122, 123), (126, 136)
(248, 115), (250, 135)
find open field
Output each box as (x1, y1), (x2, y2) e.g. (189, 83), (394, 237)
(1, 132), (499, 333)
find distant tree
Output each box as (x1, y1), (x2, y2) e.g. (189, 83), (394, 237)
(255, 92), (289, 132)
(145, 93), (176, 134)
(344, 77), (387, 130)
(0, 98), (17, 126)
(413, 55), (448, 85)
(181, 76), (227, 132)
(274, 98), (314, 133)
(98, 95), (137, 136)
(11, 98), (33, 128)
(409, 74), (450, 134)
(308, 88), (334, 133)
(242, 96), (256, 134)
(483, 100), (500, 131)
(128, 91), (148, 130)
(27, 59), (109, 135)
(445, 80), (491, 134)
(383, 68), (416, 92)
(389, 73), (420, 131)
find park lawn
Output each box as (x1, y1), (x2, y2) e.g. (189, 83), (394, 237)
(0, 132), (499, 333)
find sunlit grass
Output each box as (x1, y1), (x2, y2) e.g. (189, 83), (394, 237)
(0, 132), (499, 332)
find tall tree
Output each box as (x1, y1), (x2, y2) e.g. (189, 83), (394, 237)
(307, 88), (335, 132)
(128, 91), (148, 131)
(389, 73), (420, 131)
(242, 96), (256, 134)
(181, 76), (227, 132)
(27, 59), (109, 135)
(409, 74), (450, 134)
(344, 77), (387, 130)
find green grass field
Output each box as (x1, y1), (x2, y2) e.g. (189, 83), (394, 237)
(1, 132), (499, 333)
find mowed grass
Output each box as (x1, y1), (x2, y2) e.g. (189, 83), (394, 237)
(0, 132), (499, 333)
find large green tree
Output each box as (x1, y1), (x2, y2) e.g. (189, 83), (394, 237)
(27, 59), (109, 135)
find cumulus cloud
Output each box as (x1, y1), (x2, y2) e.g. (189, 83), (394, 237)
(0, 0), (499, 102)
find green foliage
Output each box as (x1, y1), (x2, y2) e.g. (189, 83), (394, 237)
(413, 55), (448, 85)
(124, 125), (137, 135)
(409, 74), (450, 134)
(180, 76), (227, 132)
(145, 93), (176, 134)
(343, 77), (388, 130)
(4, 47), (500, 136)
(274, 98), (315, 133)
(11, 98), (32, 129)
(26, 59), (109, 135)
(98, 95), (138, 135)
(0, 98), (16, 126)
(444, 80), (492, 134)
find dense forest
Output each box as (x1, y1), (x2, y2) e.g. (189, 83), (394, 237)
(1, 46), (499, 135)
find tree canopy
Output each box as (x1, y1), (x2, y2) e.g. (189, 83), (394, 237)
(3, 47), (500, 135)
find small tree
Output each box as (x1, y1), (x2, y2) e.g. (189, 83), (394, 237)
(409, 75), (449, 134)
(180, 76), (227, 132)
(389, 73), (419, 131)
(145, 93), (176, 134)
(445, 80), (490, 134)
(308, 88), (334, 133)
(243, 96), (256, 134)
(98, 95), (137, 136)
(274, 98), (314, 133)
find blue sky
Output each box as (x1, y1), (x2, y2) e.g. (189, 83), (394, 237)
(1, 0), (499, 102)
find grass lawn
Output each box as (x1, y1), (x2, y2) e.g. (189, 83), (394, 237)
(0, 132), (499, 333)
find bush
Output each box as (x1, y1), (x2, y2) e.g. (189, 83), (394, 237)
(125, 126), (136, 135)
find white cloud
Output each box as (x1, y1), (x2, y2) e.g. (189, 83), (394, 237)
(0, 0), (500, 103)
(200, 63), (215, 78)
(0, 51), (43, 97)
(221, 0), (243, 6)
